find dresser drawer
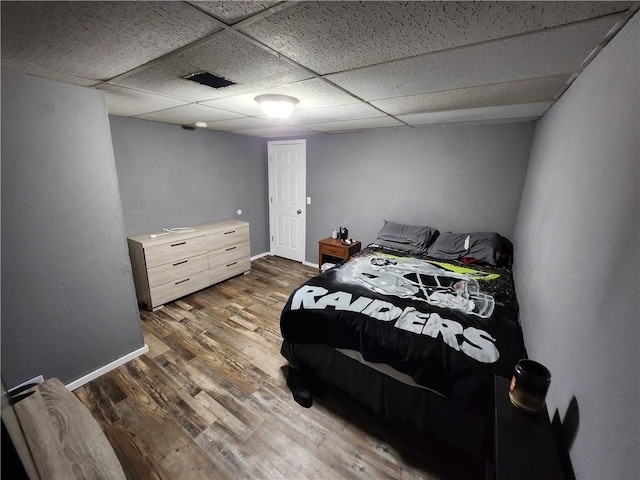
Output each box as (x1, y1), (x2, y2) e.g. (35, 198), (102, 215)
(206, 226), (249, 250)
(149, 270), (209, 308)
(147, 253), (208, 289)
(207, 242), (250, 269)
(144, 235), (209, 268)
(209, 258), (250, 285)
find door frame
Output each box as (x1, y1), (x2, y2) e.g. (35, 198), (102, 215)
(267, 139), (306, 262)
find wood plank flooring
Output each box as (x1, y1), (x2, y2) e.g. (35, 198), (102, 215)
(75, 255), (480, 480)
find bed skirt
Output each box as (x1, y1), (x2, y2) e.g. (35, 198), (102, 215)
(281, 340), (489, 458)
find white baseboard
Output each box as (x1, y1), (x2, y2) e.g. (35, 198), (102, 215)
(8, 375), (45, 393)
(257, 251), (316, 268)
(65, 344), (149, 391)
(250, 251), (270, 261)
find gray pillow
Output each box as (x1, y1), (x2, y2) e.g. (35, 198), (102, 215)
(426, 232), (502, 265)
(375, 220), (438, 253)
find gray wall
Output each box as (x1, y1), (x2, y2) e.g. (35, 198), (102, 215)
(1, 72), (145, 389)
(513, 13), (639, 480)
(303, 123), (534, 263)
(109, 116), (268, 256)
(111, 118), (533, 267)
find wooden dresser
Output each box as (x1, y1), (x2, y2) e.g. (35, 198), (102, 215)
(127, 219), (250, 310)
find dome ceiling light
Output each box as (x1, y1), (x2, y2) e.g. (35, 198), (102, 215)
(255, 94), (299, 119)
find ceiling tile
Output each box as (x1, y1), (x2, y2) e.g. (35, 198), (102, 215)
(112, 31), (312, 102)
(136, 104), (244, 124)
(302, 116), (404, 133)
(326, 15), (623, 101)
(203, 117), (277, 131)
(371, 75), (571, 116)
(240, 1), (632, 74)
(96, 84), (190, 117)
(398, 103), (551, 126)
(186, 1), (282, 25)
(283, 103), (385, 125)
(0, 1), (222, 80)
(234, 125), (321, 138)
(199, 78), (358, 116)
(1, 59), (100, 87)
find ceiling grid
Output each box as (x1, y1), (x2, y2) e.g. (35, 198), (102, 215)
(1, 0), (637, 137)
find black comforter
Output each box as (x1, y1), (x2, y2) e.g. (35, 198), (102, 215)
(280, 246), (526, 412)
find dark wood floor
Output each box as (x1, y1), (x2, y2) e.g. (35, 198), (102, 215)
(75, 255), (479, 480)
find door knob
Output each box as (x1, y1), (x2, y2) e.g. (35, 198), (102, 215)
(297, 209), (302, 215)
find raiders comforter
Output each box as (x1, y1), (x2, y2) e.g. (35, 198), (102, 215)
(280, 246), (526, 412)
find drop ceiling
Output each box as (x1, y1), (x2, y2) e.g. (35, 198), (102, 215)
(2, 1), (638, 138)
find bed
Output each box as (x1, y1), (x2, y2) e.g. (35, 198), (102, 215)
(279, 221), (526, 456)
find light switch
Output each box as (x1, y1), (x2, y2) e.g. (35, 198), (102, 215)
(306, 196), (311, 205)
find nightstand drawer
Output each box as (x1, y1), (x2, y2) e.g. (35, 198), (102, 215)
(322, 246), (346, 257)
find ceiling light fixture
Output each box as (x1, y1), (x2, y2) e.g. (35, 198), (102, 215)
(255, 94), (299, 119)
(194, 121), (208, 128)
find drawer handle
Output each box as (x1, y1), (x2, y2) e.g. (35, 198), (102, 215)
(171, 241), (186, 247)
(225, 246), (237, 251)
(224, 230), (236, 235)
(226, 261), (237, 267)
(172, 260), (188, 266)
(175, 278), (190, 285)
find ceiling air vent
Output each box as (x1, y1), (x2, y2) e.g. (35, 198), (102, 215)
(183, 71), (236, 89)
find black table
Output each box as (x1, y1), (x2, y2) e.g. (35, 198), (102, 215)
(493, 375), (564, 480)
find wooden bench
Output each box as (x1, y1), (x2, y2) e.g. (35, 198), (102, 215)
(7, 378), (125, 480)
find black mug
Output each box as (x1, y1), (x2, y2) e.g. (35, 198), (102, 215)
(509, 359), (551, 413)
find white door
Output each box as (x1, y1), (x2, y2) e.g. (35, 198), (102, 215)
(268, 140), (306, 262)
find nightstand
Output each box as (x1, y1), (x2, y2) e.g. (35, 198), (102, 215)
(492, 376), (564, 480)
(318, 237), (361, 272)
